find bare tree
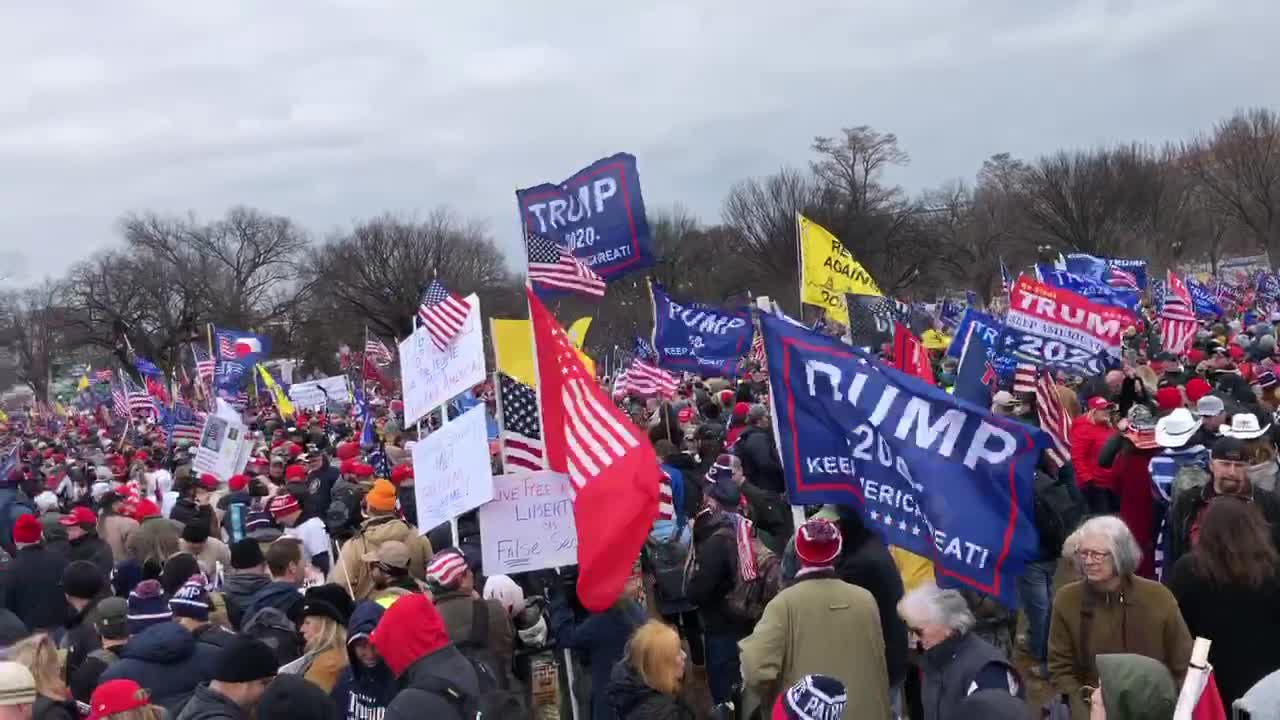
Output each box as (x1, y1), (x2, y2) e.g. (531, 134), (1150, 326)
(1183, 108), (1280, 268)
(0, 282), (68, 401)
(305, 210), (517, 341)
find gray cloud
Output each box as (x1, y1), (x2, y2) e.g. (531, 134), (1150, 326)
(1, 0), (1276, 282)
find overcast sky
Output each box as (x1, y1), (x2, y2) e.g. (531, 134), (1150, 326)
(2, 0), (1276, 283)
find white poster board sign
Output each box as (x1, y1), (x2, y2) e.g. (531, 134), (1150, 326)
(399, 294), (485, 428)
(411, 405), (494, 533)
(479, 470), (578, 575)
(193, 399), (249, 483)
(287, 375), (350, 409)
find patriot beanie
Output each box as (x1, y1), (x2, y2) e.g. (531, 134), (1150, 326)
(127, 580), (172, 635)
(427, 550), (469, 589)
(168, 577), (210, 622)
(771, 674), (848, 720)
(11, 514), (40, 545)
(213, 637), (278, 683)
(268, 493), (300, 520)
(794, 518), (842, 567)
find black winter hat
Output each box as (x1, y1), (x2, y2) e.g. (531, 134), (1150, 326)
(230, 538), (265, 570)
(181, 521), (210, 544)
(256, 674), (336, 720)
(159, 553), (201, 596)
(300, 583), (354, 626)
(213, 637), (278, 683)
(62, 560), (106, 601)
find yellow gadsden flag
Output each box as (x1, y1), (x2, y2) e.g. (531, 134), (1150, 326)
(798, 213), (882, 315)
(492, 317), (594, 387)
(257, 365), (294, 420)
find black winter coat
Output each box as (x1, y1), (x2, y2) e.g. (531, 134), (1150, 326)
(606, 662), (696, 720)
(835, 508), (909, 690)
(386, 645), (483, 720)
(1164, 483), (1280, 572)
(62, 598), (104, 678)
(32, 696), (76, 720)
(684, 511), (751, 637)
(221, 572), (269, 629)
(175, 683), (244, 720)
(734, 426), (786, 494)
(1167, 555), (1280, 706)
(68, 534), (114, 578)
(0, 544), (68, 631)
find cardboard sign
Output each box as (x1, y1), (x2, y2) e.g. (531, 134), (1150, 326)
(193, 399), (249, 482)
(400, 294), (485, 427)
(411, 405), (494, 533)
(479, 470), (578, 575)
(287, 375), (350, 408)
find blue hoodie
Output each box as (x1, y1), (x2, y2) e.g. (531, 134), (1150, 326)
(331, 602), (398, 720)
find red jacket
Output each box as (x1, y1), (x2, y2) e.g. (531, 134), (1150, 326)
(1069, 414), (1115, 490)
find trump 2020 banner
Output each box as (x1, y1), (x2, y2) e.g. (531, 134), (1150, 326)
(761, 313), (1044, 607)
(650, 283), (751, 376)
(517, 153), (654, 283)
(944, 309), (1018, 377)
(1004, 276), (1135, 376)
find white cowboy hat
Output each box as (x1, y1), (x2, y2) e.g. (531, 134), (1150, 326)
(1155, 408), (1202, 449)
(1220, 412), (1271, 440)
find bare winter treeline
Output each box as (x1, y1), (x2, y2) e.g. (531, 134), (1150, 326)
(3, 107), (1280, 400)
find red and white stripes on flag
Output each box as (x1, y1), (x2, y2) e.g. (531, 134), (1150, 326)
(657, 470), (674, 521)
(1012, 362), (1037, 394)
(417, 280), (472, 351)
(1160, 270), (1197, 355)
(748, 331), (765, 367)
(364, 336), (394, 367)
(618, 359), (678, 398)
(527, 288), (659, 612)
(497, 373), (545, 472)
(1031, 364), (1071, 467)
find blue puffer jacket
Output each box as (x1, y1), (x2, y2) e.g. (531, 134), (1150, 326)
(331, 602), (398, 720)
(239, 580), (304, 628)
(98, 622), (221, 714)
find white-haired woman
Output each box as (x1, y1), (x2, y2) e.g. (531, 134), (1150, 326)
(897, 583), (1024, 720)
(1047, 515), (1192, 720)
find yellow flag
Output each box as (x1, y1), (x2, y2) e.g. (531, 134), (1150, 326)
(257, 365), (294, 420)
(798, 213), (882, 315)
(77, 375), (90, 392)
(492, 317), (594, 387)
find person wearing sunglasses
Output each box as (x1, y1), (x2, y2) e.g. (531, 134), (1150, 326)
(1165, 433), (1280, 572)
(1047, 516), (1192, 720)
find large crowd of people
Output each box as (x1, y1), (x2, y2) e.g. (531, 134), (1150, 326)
(4, 303), (1280, 720)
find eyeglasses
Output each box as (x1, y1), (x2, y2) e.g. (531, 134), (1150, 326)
(1075, 550), (1112, 562)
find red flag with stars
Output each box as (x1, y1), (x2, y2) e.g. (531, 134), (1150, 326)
(527, 288), (659, 611)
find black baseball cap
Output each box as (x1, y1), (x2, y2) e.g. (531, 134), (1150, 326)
(1211, 436), (1248, 462)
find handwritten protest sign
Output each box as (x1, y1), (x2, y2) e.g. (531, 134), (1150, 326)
(287, 375), (350, 408)
(411, 405), (494, 533)
(399, 294), (485, 427)
(479, 471), (578, 575)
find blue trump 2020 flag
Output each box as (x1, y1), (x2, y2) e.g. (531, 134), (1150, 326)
(516, 153), (654, 286)
(650, 282), (751, 376)
(760, 312), (1047, 606)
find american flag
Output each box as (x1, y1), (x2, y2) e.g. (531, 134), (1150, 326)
(1160, 270), (1197, 355)
(365, 335), (394, 366)
(1000, 257), (1013, 296)
(1032, 366), (1071, 468)
(118, 373), (156, 416)
(618, 359), (678, 398)
(192, 344), (215, 383)
(497, 372), (544, 472)
(525, 231), (606, 297)
(417, 280), (472, 351)
(94, 369), (113, 384)
(1105, 266), (1139, 290)
(526, 287), (659, 611)
(111, 388), (129, 419)
(1012, 362), (1038, 394)
(165, 403), (205, 444)
(747, 330), (765, 367)
(216, 334), (236, 361)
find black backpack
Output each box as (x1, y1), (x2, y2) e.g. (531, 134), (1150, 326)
(409, 652), (526, 720)
(240, 606), (303, 666)
(454, 600), (511, 690)
(644, 523), (689, 602)
(1033, 469), (1085, 555)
